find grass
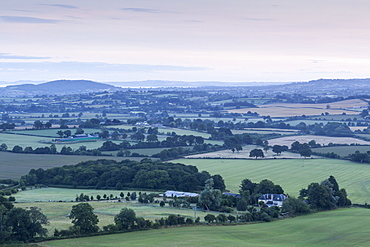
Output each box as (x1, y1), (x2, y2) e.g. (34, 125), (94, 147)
(41, 208), (370, 247)
(312, 146), (370, 157)
(14, 188), (216, 234)
(176, 158), (370, 204)
(0, 152), (141, 180)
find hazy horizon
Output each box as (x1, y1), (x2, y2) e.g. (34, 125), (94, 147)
(1, 1), (370, 84)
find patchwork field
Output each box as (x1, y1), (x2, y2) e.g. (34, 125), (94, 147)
(41, 208), (370, 247)
(268, 135), (370, 147)
(229, 99), (367, 117)
(176, 158), (370, 204)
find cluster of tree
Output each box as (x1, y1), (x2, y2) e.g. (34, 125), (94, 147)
(290, 141), (314, 158)
(33, 120), (52, 129)
(0, 122), (15, 130)
(20, 159), (225, 192)
(296, 122), (353, 137)
(299, 175), (351, 211)
(0, 196), (48, 244)
(348, 150), (370, 163)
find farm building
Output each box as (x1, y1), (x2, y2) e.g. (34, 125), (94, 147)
(223, 192), (242, 199)
(53, 134), (99, 143)
(163, 190), (199, 198)
(258, 194), (287, 207)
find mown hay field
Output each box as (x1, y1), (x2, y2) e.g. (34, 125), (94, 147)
(42, 208), (370, 247)
(176, 158), (370, 204)
(229, 99), (367, 117)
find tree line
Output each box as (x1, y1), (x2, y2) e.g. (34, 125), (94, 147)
(20, 159), (225, 192)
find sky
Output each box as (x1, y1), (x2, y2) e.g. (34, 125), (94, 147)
(1, 0), (370, 86)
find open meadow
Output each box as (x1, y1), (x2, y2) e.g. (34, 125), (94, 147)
(176, 158), (370, 204)
(41, 208), (370, 247)
(14, 188), (217, 235)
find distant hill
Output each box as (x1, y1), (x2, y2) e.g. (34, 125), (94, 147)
(1, 78), (370, 96)
(0, 80), (123, 96)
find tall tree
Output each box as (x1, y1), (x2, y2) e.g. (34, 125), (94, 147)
(114, 208), (137, 230)
(69, 203), (99, 234)
(199, 178), (222, 211)
(5, 207), (48, 242)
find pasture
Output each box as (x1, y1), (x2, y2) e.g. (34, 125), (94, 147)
(14, 188), (215, 234)
(229, 99), (366, 117)
(42, 208), (370, 247)
(313, 146), (370, 157)
(177, 158), (370, 204)
(267, 135), (370, 147)
(0, 152), (137, 180)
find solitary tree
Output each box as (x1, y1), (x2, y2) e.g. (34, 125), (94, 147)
(69, 203), (99, 234)
(249, 149), (264, 159)
(114, 207), (137, 230)
(300, 148), (312, 158)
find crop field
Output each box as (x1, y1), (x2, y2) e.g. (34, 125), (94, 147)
(41, 208), (370, 247)
(267, 135), (370, 147)
(0, 152), (135, 180)
(312, 146), (370, 157)
(176, 158), (370, 204)
(229, 99), (366, 117)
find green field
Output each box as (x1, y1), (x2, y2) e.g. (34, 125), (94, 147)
(7, 128), (102, 137)
(0, 152), (140, 180)
(176, 158), (370, 204)
(313, 146), (370, 156)
(14, 188), (215, 234)
(42, 208), (370, 247)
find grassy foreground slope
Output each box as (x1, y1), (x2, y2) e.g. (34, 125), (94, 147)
(177, 158), (370, 204)
(43, 208), (370, 247)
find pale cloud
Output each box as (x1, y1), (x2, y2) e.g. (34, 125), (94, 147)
(0, 53), (51, 59)
(0, 16), (59, 23)
(0, 61), (208, 73)
(40, 4), (79, 9)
